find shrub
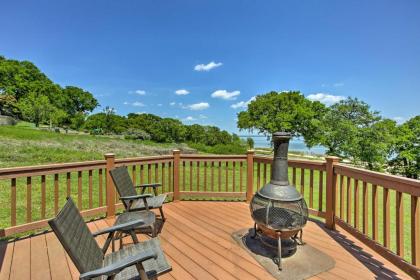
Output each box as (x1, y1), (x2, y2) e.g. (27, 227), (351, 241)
(124, 128), (151, 141)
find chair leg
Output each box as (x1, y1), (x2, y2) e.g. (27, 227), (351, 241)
(135, 263), (149, 280)
(102, 232), (115, 254)
(159, 207), (166, 221)
(129, 230), (140, 244)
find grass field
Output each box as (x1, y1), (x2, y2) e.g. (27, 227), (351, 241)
(0, 124), (415, 263)
(0, 124), (194, 167)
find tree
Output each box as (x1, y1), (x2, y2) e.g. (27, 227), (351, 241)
(61, 86), (98, 115)
(389, 116), (420, 178)
(351, 119), (397, 171)
(317, 97), (381, 157)
(17, 92), (54, 126)
(247, 137), (254, 149)
(237, 91), (326, 147)
(0, 93), (20, 117)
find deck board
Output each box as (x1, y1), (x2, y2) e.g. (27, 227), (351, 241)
(0, 201), (413, 280)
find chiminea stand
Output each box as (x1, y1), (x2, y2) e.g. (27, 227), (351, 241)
(251, 223), (305, 270)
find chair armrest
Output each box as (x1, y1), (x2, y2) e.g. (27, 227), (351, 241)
(120, 194), (152, 211)
(136, 183), (162, 188)
(119, 194), (152, 201)
(79, 251), (157, 280)
(92, 219), (145, 237)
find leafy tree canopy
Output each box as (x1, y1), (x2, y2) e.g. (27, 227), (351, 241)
(237, 91), (326, 147)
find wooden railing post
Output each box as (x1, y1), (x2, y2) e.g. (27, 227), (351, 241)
(105, 153), (116, 217)
(246, 150), (255, 203)
(325, 156), (340, 230)
(173, 150), (181, 201)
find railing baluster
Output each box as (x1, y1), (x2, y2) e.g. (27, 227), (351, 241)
(54, 174), (59, 214)
(196, 161), (200, 191)
(257, 163), (261, 190)
(26, 177), (32, 223)
(240, 161), (243, 193)
(411, 195), (420, 266)
(140, 164), (144, 185)
(347, 176), (352, 224)
(396, 191), (404, 257)
(232, 162), (236, 192)
(309, 169), (314, 209)
(131, 165), (136, 186)
(88, 170), (93, 209)
(300, 168), (305, 196)
(66, 172), (71, 197)
(211, 161), (215, 192)
(155, 163), (158, 182)
(263, 163), (267, 185)
(11, 178), (16, 226)
(162, 162), (166, 193)
(78, 171), (82, 209)
(189, 161), (193, 191)
(382, 188), (390, 248)
(148, 164), (152, 184)
(204, 161), (207, 192)
(292, 167), (296, 186)
(218, 161), (222, 192)
(354, 179), (359, 230)
(41, 175), (46, 219)
(318, 171), (323, 211)
(363, 181), (368, 234)
(182, 161), (185, 192)
(168, 162), (172, 192)
(372, 184), (378, 241)
(225, 161), (229, 191)
(340, 175), (345, 219)
(99, 169), (103, 206)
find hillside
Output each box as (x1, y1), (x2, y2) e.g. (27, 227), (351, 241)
(0, 124), (195, 168)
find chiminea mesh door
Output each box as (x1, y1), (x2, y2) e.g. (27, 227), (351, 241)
(267, 199), (308, 230)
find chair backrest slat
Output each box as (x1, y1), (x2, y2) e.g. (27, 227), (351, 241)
(110, 166), (137, 202)
(48, 197), (103, 273)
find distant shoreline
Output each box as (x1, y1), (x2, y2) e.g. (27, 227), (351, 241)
(239, 135), (326, 155)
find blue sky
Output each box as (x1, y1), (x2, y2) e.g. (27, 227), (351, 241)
(1, 0), (419, 133)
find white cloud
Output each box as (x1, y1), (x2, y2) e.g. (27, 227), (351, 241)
(307, 93), (345, 106)
(157, 103), (163, 107)
(187, 102), (210, 110)
(393, 116), (405, 124)
(124, 101), (145, 107)
(169, 102), (176, 106)
(175, 89), (190, 95)
(231, 96), (256, 109)
(135, 90), (146, 95)
(199, 114), (207, 119)
(211, 90), (240, 100)
(184, 116), (196, 121)
(194, 61), (223, 72)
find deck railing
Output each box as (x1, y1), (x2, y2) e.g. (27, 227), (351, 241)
(0, 150), (419, 278)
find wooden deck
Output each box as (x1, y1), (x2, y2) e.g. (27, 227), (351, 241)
(0, 201), (412, 280)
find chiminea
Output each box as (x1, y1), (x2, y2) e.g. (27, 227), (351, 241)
(250, 132), (308, 270)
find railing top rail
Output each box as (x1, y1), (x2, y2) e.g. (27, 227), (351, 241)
(0, 160), (107, 179)
(335, 163), (420, 197)
(115, 155), (174, 166)
(254, 155), (326, 170)
(180, 154), (246, 161)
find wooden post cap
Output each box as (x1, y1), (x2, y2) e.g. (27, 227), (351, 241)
(247, 149), (255, 154)
(172, 149), (181, 154)
(104, 153), (115, 158)
(325, 156), (340, 163)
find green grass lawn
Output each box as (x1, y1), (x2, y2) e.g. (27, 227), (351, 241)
(0, 125), (415, 264)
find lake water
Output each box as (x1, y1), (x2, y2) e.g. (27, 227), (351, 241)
(239, 136), (326, 155)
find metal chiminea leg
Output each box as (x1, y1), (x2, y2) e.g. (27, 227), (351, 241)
(277, 236), (282, 270)
(251, 223), (257, 239)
